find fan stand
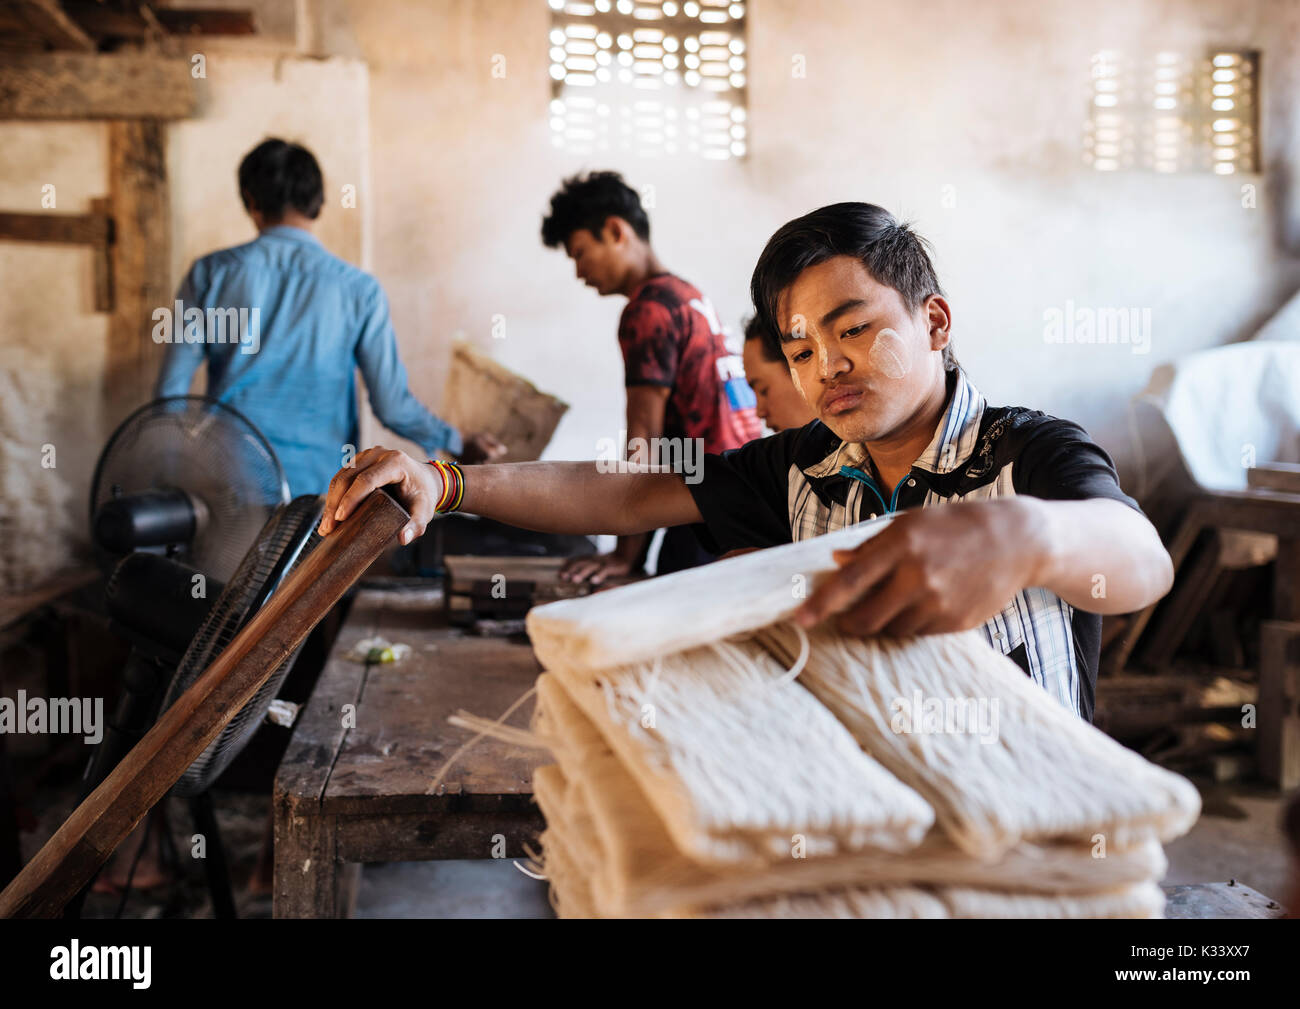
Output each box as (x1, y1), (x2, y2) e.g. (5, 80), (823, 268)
(188, 790), (236, 918)
(64, 651), (170, 920)
(65, 662), (243, 920)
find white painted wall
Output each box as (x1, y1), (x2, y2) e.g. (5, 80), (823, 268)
(348, 0), (1300, 486)
(0, 123), (109, 588)
(5, 0), (1300, 590)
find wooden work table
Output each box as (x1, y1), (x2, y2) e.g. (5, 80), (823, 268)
(272, 587), (545, 918)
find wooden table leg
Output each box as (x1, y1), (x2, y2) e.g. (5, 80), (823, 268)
(273, 796), (343, 918)
(1260, 536), (1300, 789)
(272, 594), (384, 918)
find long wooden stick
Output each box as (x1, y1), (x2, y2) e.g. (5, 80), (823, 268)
(0, 490), (408, 918)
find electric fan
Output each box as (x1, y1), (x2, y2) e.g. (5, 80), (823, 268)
(90, 396), (289, 583)
(78, 495), (324, 919)
(75, 398), (319, 918)
(162, 494), (324, 796)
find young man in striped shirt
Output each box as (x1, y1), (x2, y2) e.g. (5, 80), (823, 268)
(320, 203), (1172, 721)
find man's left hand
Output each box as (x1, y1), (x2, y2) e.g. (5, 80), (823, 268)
(457, 431), (507, 464)
(794, 499), (1046, 637)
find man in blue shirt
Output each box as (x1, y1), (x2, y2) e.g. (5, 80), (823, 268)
(155, 138), (503, 496)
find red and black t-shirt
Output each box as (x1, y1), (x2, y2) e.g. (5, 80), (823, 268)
(618, 273), (763, 453)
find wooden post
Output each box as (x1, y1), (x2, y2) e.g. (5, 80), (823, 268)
(0, 490), (409, 919)
(1261, 535), (1300, 789)
(106, 118), (170, 426)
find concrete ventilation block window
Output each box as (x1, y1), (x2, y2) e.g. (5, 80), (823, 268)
(1083, 48), (1259, 175)
(546, 0), (749, 160)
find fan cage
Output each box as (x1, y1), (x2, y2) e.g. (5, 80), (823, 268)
(90, 396), (289, 583)
(166, 495), (324, 797)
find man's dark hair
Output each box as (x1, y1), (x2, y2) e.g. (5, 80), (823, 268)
(743, 314), (785, 364)
(750, 202), (955, 370)
(541, 171), (650, 248)
(238, 138), (324, 222)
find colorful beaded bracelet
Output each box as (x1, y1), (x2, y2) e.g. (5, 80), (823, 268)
(427, 459), (465, 514)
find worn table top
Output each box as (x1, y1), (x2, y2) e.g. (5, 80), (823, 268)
(278, 587), (544, 818)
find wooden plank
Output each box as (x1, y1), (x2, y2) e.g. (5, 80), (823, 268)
(273, 798), (341, 919)
(0, 490), (409, 919)
(335, 809), (544, 862)
(0, 210), (110, 244)
(1107, 505), (1205, 673)
(1265, 538), (1300, 787)
(322, 606), (543, 816)
(60, 3), (257, 38)
(0, 53), (197, 119)
(1196, 488), (1300, 537)
(155, 8), (258, 36)
(7, 0), (94, 50)
(1140, 531), (1221, 668)
(105, 118), (168, 425)
(1111, 489), (1300, 673)
(272, 596), (380, 920)
(1274, 536), (1300, 621)
(1248, 463), (1300, 495)
(0, 566), (98, 632)
(0, 204), (114, 312)
(1259, 618), (1300, 790)
(274, 592), (383, 808)
(88, 195), (113, 312)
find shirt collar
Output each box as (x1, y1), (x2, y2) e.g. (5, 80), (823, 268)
(260, 225), (320, 245)
(801, 367), (987, 480)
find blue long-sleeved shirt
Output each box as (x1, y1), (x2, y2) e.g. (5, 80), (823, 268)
(155, 225), (462, 496)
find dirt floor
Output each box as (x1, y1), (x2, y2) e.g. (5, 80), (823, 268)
(15, 772), (1292, 919)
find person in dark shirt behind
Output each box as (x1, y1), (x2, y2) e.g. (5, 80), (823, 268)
(541, 171), (762, 582)
(742, 314), (816, 434)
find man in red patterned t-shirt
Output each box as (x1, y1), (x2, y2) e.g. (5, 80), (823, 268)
(542, 171), (762, 582)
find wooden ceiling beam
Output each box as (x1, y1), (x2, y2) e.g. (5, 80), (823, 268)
(0, 209), (112, 245)
(6, 0), (95, 51)
(155, 7), (256, 36)
(0, 52), (197, 119)
(53, 2), (257, 39)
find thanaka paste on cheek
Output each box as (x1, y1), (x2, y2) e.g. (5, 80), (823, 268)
(816, 337), (831, 376)
(868, 327), (910, 380)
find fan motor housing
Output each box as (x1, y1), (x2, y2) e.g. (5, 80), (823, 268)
(94, 488), (199, 554)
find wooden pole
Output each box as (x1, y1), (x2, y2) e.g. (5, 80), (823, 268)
(0, 490), (408, 918)
(106, 118), (170, 427)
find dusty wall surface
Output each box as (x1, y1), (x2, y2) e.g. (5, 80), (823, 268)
(0, 48), (368, 592)
(5, 0), (1300, 590)
(345, 0), (1300, 478)
(0, 124), (109, 589)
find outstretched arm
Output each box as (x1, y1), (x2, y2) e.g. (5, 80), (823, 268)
(317, 446), (703, 546)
